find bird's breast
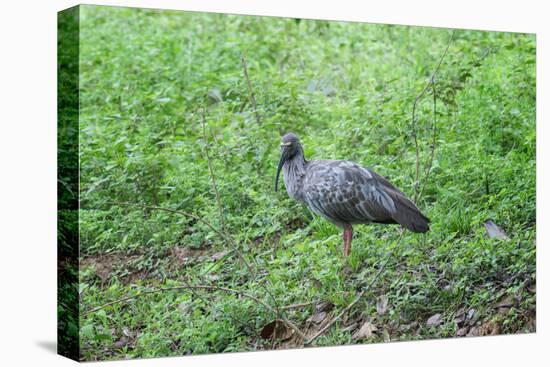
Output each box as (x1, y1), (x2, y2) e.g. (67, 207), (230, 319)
(282, 161), (306, 202)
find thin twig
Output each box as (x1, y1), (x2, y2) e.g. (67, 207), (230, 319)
(304, 231), (405, 345)
(138, 103), (290, 334)
(418, 81), (438, 200)
(200, 109), (226, 232)
(412, 30), (454, 202)
(241, 56), (261, 125)
(198, 110), (283, 322)
(82, 283), (306, 340)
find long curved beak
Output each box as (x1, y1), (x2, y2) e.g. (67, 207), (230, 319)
(275, 151), (287, 192)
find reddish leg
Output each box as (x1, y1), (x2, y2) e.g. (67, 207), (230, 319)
(343, 224), (353, 256)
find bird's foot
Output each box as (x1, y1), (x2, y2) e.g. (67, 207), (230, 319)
(342, 224), (353, 257)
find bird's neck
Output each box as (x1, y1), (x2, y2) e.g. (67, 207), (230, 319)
(283, 148), (307, 202)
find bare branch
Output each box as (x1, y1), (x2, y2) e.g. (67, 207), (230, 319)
(201, 109), (226, 232)
(198, 111), (284, 322)
(418, 81), (438, 200)
(412, 30), (454, 202)
(241, 55), (261, 125)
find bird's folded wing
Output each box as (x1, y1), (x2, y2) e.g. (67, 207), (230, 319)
(303, 161), (398, 224)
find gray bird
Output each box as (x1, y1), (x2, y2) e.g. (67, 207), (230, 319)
(275, 132), (429, 256)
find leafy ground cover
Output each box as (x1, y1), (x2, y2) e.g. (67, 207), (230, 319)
(76, 5), (535, 361)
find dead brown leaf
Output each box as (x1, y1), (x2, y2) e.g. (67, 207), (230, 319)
(306, 302), (333, 327)
(454, 308), (466, 326)
(260, 320), (293, 340)
(352, 320), (378, 340)
(426, 313), (442, 328)
(376, 295), (389, 316)
(311, 311), (328, 324)
(484, 220), (510, 241)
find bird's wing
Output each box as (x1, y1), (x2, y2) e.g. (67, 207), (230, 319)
(367, 168), (430, 231)
(302, 160), (399, 225)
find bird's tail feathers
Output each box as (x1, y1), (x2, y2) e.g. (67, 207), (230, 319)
(390, 193), (430, 233)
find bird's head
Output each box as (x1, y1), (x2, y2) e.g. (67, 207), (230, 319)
(275, 132), (301, 192)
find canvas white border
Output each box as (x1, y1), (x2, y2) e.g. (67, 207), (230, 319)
(0, 0), (546, 366)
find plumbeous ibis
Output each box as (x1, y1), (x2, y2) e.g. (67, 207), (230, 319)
(275, 132), (429, 256)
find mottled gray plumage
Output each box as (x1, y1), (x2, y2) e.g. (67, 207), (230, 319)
(275, 132), (429, 256)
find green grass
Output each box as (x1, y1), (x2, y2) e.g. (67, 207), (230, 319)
(75, 5), (535, 361)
